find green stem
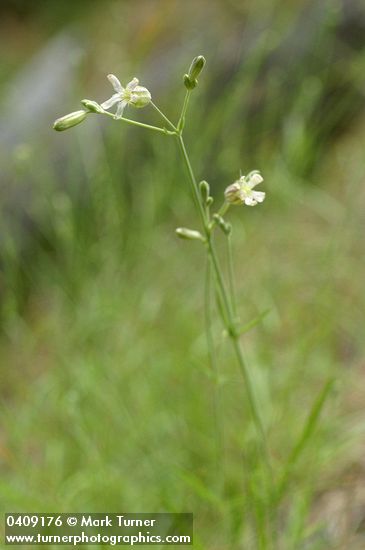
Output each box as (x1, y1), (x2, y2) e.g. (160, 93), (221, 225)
(150, 101), (178, 132)
(206, 236), (234, 325)
(103, 110), (175, 135)
(177, 135), (233, 326)
(204, 259), (223, 486)
(177, 90), (191, 131)
(227, 233), (237, 319)
(177, 135), (271, 472)
(177, 135), (208, 228)
(218, 202), (230, 217)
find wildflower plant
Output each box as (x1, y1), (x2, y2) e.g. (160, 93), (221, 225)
(53, 55), (334, 544)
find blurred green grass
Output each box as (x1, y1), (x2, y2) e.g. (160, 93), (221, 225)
(1, 0), (365, 548)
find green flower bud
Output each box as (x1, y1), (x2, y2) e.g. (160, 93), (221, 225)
(53, 110), (87, 132)
(183, 74), (197, 90)
(188, 55), (206, 81)
(213, 214), (231, 235)
(199, 180), (210, 203)
(224, 222), (232, 235)
(213, 213), (224, 226)
(176, 227), (205, 242)
(81, 99), (104, 114)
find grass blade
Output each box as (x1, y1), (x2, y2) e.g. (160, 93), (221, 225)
(276, 377), (335, 502)
(237, 309), (271, 336)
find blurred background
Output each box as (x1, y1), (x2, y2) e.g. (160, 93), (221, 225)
(1, 0), (365, 548)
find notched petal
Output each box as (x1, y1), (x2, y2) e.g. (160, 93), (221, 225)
(244, 196), (257, 206)
(115, 100), (127, 119)
(252, 191), (265, 203)
(247, 172), (264, 188)
(107, 74), (123, 93)
(126, 77), (139, 91)
(101, 94), (120, 110)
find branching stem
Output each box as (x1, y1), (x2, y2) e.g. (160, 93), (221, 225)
(176, 133), (271, 473)
(103, 110), (176, 135)
(150, 101), (178, 132)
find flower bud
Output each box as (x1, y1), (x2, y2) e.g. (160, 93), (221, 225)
(224, 182), (243, 205)
(213, 214), (231, 235)
(53, 110), (87, 131)
(183, 74), (197, 90)
(199, 180), (210, 203)
(224, 222), (232, 235)
(129, 86), (152, 108)
(176, 227), (205, 242)
(188, 55), (206, 81)
(81, 99), (104, 114)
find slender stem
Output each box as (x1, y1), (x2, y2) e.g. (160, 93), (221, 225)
(177, 90), (191, 130)
(177, 134), (271, 472)
(227, 233), (237, 318)
(177, 135), (233, 326)
(206, 236), (234, 326)
(231, 337), (269, 457)
(204, 259), (223, 486)
(103, 110), (175, 135)
(177, 135), (208, 227)
(218, 202), (230, 217)
(150, 101), (178, 131)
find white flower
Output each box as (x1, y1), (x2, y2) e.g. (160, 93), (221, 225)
(224, 171), (265, 206)
(101, 74), (151, 119)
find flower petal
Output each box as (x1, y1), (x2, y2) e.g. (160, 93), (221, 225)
(115, 100), (127, 119)
(107, 74), (123, 92)
(244, 196), (257, 206)
(101, 94), (120, 110)
(252, 191), (265, 203)
(247, 171), (264, 188)
(126, 77), (139, 91)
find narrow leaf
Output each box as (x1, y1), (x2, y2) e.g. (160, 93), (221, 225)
(237, 309), (271, 336)
(277, 377), (335, 502)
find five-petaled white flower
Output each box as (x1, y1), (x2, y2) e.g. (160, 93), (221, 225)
(224, 171), (265, 206)
(101, 74), (151, 119)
